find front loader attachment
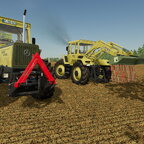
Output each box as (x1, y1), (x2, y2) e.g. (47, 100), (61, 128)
(8, 53), (56, 99)
(109, 55), (144, 65)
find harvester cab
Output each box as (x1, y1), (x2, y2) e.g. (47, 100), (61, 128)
(0, 10), (56, 99)
(54, 39), (144, 84)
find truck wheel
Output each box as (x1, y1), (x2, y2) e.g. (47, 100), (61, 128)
(54, 59), (70, 79)
(71, 61), (90, 85)
(32, 76), (55, 100)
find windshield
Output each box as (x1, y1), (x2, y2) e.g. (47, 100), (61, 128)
(79, 43), (92, 54)
(0, 29), (27, 48)
(0, 24), (28, 47)
(0, 31), (14, 48)
(67, 43), (93, 54)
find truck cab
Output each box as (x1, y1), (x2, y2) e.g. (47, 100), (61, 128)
(0, 16), (41, 67)
(0, 16), (40, 80)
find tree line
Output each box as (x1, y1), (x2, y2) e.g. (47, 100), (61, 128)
(43, 57), (60, 62)
(132, 44), (144, 57)
(49, 58), (60, 62)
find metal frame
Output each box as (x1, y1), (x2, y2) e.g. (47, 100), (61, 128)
(8, 53), (56, 97)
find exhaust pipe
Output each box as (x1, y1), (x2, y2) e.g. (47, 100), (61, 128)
(22, 9), (27, 43)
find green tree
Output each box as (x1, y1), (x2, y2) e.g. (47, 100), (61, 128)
(133, 49), (138, 56)
(137, 44), (144, 57)
(49, 58), (60, 62)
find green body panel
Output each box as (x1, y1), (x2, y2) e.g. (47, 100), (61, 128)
(135, 57), (144, 65)
(93, 52), (144, 65)
(109, 56), (144, 65)
(98, 53), (114, 60)
(0, 42), (40, 68)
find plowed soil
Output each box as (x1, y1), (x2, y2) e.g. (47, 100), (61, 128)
(0, 65), (144, 144)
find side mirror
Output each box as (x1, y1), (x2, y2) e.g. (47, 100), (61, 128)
(66, 46), (69, 51)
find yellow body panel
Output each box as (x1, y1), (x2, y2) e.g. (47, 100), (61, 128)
(107, 42), (134, 56)
(0, 16), (31, 43)
(68, 40), (95, 45)
(95, 59), (109, 65)
(0, 16), (31, 28)
(0, 45), (13, 67)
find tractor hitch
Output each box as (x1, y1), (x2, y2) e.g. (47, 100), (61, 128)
(8, 53), (56, 99)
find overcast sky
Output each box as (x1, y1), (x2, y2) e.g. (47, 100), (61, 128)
(1, 0), (144, 58)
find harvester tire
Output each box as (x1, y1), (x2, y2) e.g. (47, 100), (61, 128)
(54, 59), (70, 79)
(71, 61), (90, 85)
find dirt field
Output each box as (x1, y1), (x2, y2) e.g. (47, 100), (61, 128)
(0, 65), (144, 144)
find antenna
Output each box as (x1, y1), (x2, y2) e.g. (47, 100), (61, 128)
(22, 9), (27, 43)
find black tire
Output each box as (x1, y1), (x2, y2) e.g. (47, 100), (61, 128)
(32, 76), (55, 100)
(71, 61), (90, 85)
(103, 66), (111, 82)
(8, 72), (22, 97)
(54, 59), (70, 79)
(0, 66), (4, 83)
(94, 66), (111, 83)
(8, 72), (19, 83)
(32, 85), (55, 100)
(44, 60), (56, 79)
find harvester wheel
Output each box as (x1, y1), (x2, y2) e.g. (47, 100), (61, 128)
(71, 61), (90, 85)
(54, 59), (70, 79)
